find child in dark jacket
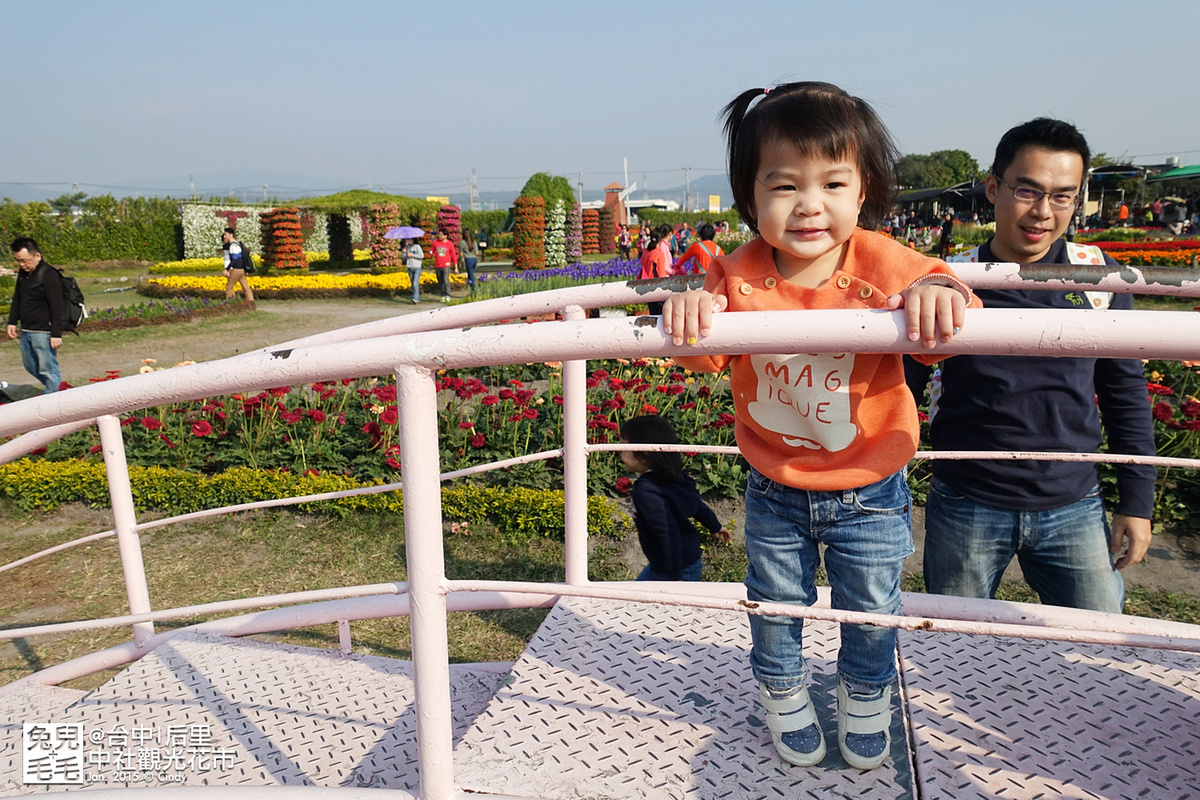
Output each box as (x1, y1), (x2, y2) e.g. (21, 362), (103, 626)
(619, 415), (730, 581)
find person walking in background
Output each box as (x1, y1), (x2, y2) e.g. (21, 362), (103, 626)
(663, 81), (975, 770)
(619, 415), (730, 582)
(675, 222), (725, 274)
(6, 237), (64, 394)
(221, 227), (255, 306)
(459, 230), (480, 292)
(937, 211), (955, 257)
(403, 238), (425, 304)
(431, 229), (457, 302)
(618, 224), (633, 259)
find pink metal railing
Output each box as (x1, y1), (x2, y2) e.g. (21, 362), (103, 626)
(3, 266), (1200, 800)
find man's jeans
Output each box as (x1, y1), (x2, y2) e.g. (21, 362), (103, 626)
(19, 331), (61, 394)
(744, 468), (912, 694)
(408, 268), (422, 302)
(922, 477), (1124, 613)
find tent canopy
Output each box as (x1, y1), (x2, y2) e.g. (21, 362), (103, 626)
(1148, 164), (1200, 182)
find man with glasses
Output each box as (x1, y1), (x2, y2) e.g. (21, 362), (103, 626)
(909, 118), (1156, 613)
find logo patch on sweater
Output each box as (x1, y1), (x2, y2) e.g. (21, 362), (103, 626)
(747, 353), (857, 451)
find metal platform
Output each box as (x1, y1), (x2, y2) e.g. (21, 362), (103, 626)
(2, 597), (1199, 798)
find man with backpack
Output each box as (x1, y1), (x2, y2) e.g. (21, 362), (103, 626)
(6, 237), (64, 394)
(221, 227), (255, 305)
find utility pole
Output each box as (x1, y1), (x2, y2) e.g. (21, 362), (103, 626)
(623, 157), (630, 224)
(578, 170), (583, 205)
(262, 184), (267, 203)
(684, 167), (691, 211)
(469, 168), (480, 211)
(189, 174), (195, 199)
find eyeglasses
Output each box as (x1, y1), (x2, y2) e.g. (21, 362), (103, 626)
(997, 178), (1079, 209)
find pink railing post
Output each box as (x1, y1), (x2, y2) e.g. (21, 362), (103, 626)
(96, 414), (154, 645)
(561, 305), (589, 585)
(395, 365), (454, 800)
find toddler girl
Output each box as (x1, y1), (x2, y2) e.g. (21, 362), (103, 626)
(663, 81), (977, 769)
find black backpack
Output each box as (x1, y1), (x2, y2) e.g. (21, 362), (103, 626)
(237, 241), (256, 274)
(34, 264), (88, 334)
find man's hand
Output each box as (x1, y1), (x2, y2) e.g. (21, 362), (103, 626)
(1111, 513), (1151, 569)
(50, 336), (63, 350)
(5, 324), (16, 340)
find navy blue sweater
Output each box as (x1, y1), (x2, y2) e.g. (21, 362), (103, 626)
(917, 239), (1156, 517)
(630, 471), (722, 579)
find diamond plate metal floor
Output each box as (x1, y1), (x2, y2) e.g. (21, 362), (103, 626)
(2, 599), (1198, 798)
(0, 632), (505, 795)
(454, 596), (914, 799)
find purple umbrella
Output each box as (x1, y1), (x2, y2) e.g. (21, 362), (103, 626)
(384, 226), (425, 240)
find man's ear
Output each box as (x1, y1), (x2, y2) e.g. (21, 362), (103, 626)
(984, 174), (999, 205)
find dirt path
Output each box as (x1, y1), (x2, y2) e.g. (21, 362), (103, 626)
(0, 296), (433, 388)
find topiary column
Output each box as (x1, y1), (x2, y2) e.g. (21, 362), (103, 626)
(598, 205), (617, 254)
(367, 203), (402, 274)
(582, 209), (599, 255)
(328, 213), (353, 263)
(566, 202), (583, 263)
(545, 200), (566, 269)
(513, 196), (546, 270)
(261, 207), (308, 271)
(436, 205), (462, 248)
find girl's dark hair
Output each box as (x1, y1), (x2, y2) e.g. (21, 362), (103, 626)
(722, 81), (900, 233)
(620, 415), (684, 483)
(697, 222), (716, 241)
(648, 223), (673, 250)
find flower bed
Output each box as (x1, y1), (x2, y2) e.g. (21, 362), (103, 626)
(84, 297), (252, 331)
(150, 250), (370, 275)
(139, 271), (466, 300)
(1091, 240), (1200, 266)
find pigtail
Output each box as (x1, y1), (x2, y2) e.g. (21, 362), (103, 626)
(722, 88), (768, 234)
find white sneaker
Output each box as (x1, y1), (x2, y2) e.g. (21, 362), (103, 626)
(837, 676), (892, 769)
(759, 683), (826, 766)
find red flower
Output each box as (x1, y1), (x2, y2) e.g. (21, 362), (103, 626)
(30, 446), (47, 456)
(470, 434), (486, 448)
(280, 409), (303, 424)
(697, 386), (712, 399)
(159, 432), (176, 449)
(268, 386), (291, 397)
(609, 378), (626, 390)
(553, 395), (564, 405)
(191, 420), (213, 437)
(1147, 382), (1175, 396)
(917, 410), (929, 422)
(1182, 399), (1200, 419)
(522, 408), (538, 419)
(498, 388), (514, 400)
(88, 445), (102, 454)
(615, 476), (633, 494)
(591, 369), (609, 381)
(482, 395), (499, 406)
(1152, 402), (1174, 422)
(304, 468), (319, 476)
(681, 402), (697, 411)
(642, 403), (659, 414)
(380, 406), (398, 425)
(363, 421), (381, 436)
(308, 409), (326, 422)
(385, 457), (402, 470)
(120, 417), (137, 426)
(458, 421), (475, 429)
(141, 416), (163, 430)
(509, 379), (525, 388)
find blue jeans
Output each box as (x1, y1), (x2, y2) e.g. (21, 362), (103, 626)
(922, 478), (1124, 613)
(637, 558), (702, 582)
(464, 257), (477, 290)
(744, 468), (912, 693)
(408, 268), (421, 302)
(19, 331), (61, 394)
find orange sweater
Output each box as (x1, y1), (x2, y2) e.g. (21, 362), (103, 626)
(673, 230), (977, 491)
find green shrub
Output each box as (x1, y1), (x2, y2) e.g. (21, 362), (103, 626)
(0, 460), (620, 541)
(634, 209), (741, 229)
